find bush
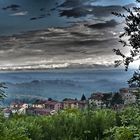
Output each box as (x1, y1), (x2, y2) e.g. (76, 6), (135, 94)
(0, 107), (140, 140)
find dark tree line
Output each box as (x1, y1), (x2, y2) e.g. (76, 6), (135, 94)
(0, 83), (6, 101)
(112, 0), (140, 87)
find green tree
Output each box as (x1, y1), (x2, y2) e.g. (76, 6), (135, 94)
(111, 93), (124, 106)
(105, 106), (140, 140)
(81, 94), (86, 101)
(128, 70), (140, 87)
(112, 0), (140, 87)
(0, 82), (6, 101)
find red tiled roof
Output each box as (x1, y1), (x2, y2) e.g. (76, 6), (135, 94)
(34, 99), (60, 105)
(120, 88), (129, 93)
(90, 93), (104, 100)
(44, 101), (58, 104)
(11, 102), (24, 106)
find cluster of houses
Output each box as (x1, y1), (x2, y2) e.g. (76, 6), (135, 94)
(3, 87), (140, 118)
(3, 98), (87, 118)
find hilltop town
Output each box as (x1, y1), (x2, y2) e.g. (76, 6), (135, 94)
(3, 87), (140, 118)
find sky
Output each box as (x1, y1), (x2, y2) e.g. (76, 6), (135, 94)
(0, 0), (139, 70)
(0, 0), (136, 35)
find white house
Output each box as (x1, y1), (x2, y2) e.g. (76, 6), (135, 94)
(88, 93), (104, 108)
(120, 88), (136, 105)
(3, 108), (12, 118)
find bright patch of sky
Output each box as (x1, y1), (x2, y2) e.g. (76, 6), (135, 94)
(92, 0), (136, 6)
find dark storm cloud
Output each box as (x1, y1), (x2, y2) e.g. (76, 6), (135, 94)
(0, 0), (136, 36)
(71, 38), (116, 46)
(59, 0), (84, 8)
(0, 22), (123, 71)
(59, 0), (98, 8)
(90, 4), (134, 17)
(2, 4), (21, 11)
(59, 0), (101, 8)
(0, 0), (136, 71)
(60, 7), (90, 18)
(85, 19), (118, 29)
(60, 3), (134, 18)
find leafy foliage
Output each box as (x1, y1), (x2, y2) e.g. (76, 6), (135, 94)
(113, 0), (140, 87)
(104, 106), (140, 140)
(111, 92), (124, 106)
(128, 70), (140, 87)
(1, 106), (140, 140)
(0, 82), (6, 101)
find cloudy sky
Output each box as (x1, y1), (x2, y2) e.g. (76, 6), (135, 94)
(0, 0), (138, 70)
